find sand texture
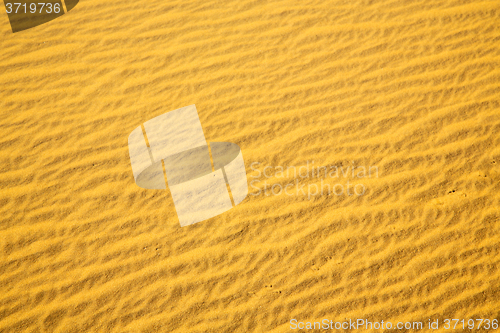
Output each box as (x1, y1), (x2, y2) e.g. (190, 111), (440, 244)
(1, 0), (500, 332)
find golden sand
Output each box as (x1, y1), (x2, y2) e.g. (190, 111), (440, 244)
(1, 0), (499, 332)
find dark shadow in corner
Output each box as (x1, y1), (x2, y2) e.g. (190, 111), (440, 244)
(5, 0), (78, 33)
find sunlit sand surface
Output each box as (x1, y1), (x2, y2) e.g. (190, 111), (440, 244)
(1, 0), (499, 332)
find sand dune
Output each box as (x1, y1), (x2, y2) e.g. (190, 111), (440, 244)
(1, 0), (499, 332)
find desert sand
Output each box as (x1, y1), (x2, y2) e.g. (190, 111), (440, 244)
(0, 0), (499, 332)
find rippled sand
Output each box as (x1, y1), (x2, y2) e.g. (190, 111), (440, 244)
(1, 0), (499, 332)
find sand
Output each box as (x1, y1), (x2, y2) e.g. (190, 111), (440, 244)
(0, 0), (499, 332)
